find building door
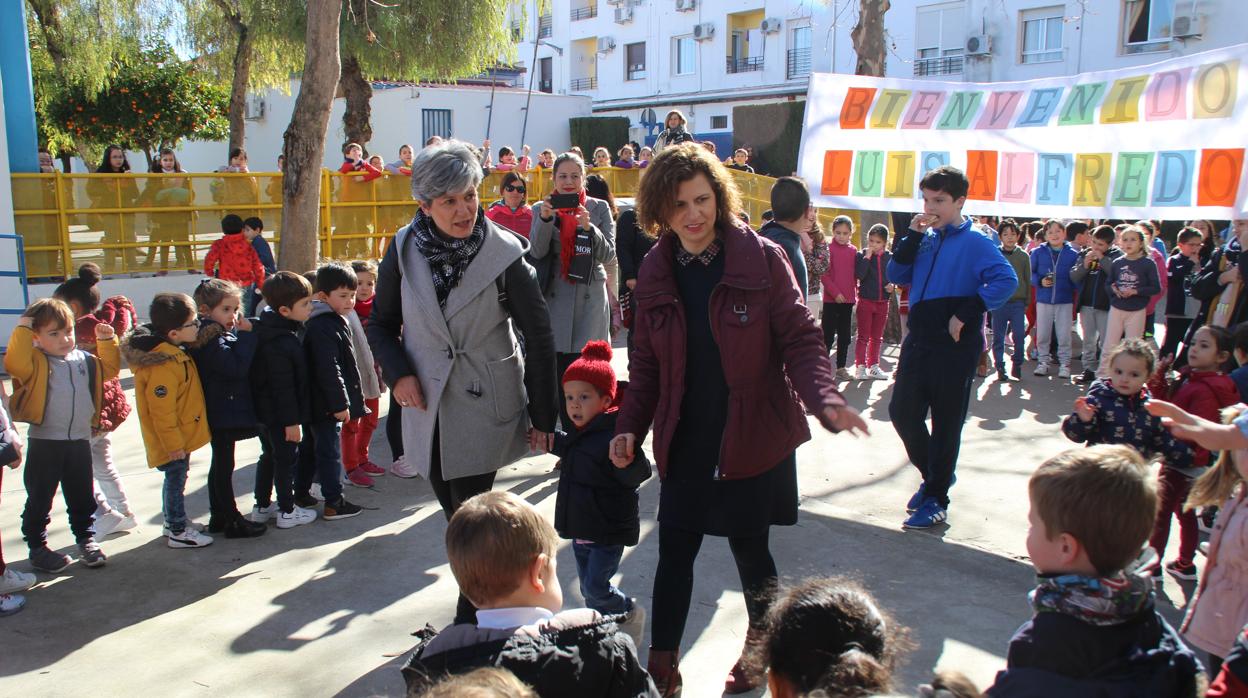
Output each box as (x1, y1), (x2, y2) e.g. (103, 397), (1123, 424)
(421, 109), (452, 144)
(539, 57), (553, 93)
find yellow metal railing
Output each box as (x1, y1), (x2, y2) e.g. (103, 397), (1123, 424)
(11, 167), (858, 280)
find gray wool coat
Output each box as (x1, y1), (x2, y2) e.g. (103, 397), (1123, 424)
(367, 218), (555, 481)
(528, 196), (617, 354)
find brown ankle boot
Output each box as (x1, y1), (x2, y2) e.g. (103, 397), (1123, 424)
(647, 648), (683, 697)
(723, 628), (766, 694)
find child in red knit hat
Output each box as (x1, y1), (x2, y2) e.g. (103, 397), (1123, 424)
(553, 340), (651, 650)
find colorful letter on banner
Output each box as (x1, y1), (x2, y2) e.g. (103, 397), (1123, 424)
(902, 91), (947, 129)
(852, 151), (885, 197)
(1100, 76), (1149, 123)
(870, 90), (912, 128)
(1036, 154), (1073, 205)
(976, 91), (1023, 129)
(1194, 60), (1239, 119)
(1111, 152), (1155, 206)
(999, 152), (1035, 204)
(1015, 88), (1064, 126)
(840, 87), (877, 128)
(1073, 154), (1112, 206)
(937, 92), (983, 129)
(1152, 151), (1196, 207)
(1197, 148), (1245, 206)
(966, 151), (998, 201)
(921, 152), (950, 174)
(821, 150), (853, 195)
(1058, 83), (1107, 125)
(885, 152), (916, 198)
(1145, 69), (1191, 121)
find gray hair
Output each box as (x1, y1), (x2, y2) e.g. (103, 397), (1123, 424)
(411, 139), (483, 203)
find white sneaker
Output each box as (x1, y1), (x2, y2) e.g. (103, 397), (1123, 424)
(867, 365), (889, 380)
(162, 521), (206, 538)
(276, 506), (318, 529)
(1033, 362), (1049, 376)
(309, 483), (324, 501)
(854, 365), (867, 380)
(0, 567), (35, 594)
(92, 510), (127, 537)
(166, 527), (214, 549)
(1058, 365), (1071, 379)
(115, 513), (139, 533)
(0, 593), (25, 616)
(249, 503), (278, 524)
(618, 601), (647, 651)
(391, 456), (421, 479)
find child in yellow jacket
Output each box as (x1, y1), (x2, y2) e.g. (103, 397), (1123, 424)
(5, 299), (119, 573)
(121, 293), (212, 549)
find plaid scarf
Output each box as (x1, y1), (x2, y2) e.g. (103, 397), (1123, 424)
(409, 208), (487, 308)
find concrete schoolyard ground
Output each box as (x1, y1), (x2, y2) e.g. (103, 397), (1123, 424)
(0, 341), (1200, 697)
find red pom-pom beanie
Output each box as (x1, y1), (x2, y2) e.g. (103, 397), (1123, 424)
(562, 340), (617, 402)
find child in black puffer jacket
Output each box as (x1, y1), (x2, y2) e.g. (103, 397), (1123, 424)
(553, 341), (651, 650)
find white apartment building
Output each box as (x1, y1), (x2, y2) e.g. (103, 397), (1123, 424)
(509, 0), (1246, 150)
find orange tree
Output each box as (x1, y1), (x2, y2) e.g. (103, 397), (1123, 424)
(47, 42), (229, 168)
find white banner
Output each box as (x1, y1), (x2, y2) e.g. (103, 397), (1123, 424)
(797, 44), (1248, 219)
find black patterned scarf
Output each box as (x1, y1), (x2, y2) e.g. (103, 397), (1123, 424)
(409, 208), (487, 308)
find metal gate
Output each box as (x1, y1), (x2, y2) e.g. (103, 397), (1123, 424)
(422, 109), (453, 144)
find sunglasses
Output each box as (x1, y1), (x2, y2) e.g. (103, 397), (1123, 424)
(504, 184), (526, 194)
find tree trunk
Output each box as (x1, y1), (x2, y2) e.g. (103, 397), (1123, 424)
(28, 0), (94, 165)
(220, 0), (253, 154)
(339, 53), (372, 152)
(850, 0), (891, 77)
(278, 0), (342, 272)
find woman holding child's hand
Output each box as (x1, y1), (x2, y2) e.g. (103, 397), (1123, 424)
(366, 140), (558, 626)
(613, 144), (864, 696)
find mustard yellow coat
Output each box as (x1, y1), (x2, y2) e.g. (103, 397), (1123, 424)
(122, 325), (211, 468)
(4, 325), (120, 428)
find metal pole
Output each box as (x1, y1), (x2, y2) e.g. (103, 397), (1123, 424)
(485, 77), (497, 140)
(520, 33), (541, 147)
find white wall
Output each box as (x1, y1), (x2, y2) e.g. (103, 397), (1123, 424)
(76, 80), (592, 173)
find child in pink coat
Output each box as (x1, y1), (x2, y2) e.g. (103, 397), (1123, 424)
(820, 215), (858, 379)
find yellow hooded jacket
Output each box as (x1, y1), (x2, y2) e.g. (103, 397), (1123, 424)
(5, 325), (120, 428)
(122, 324), (211, 468)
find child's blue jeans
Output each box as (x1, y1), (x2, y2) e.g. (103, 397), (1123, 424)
(297, 421), (344, 505)
(572, 541), (631, 615)
(157, 458), (190, 533)
(991, 299), (1026, 367)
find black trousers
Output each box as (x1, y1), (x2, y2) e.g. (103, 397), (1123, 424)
(255, 424), (297, 513)
(22, 438), (95, 548)
(386, 391), (404, 461)
(888, 350), (975, 508)
(428, 422), (497, 625)
(556, 352), (579, 430)
(208, 428), (252, 523)
(822, 303), (854, 368)
(650, 525), (778, 651)
(1160, 317), (1193, 362)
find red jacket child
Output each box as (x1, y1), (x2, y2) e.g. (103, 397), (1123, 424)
(205, 229), (266, 287)
(75, 295), (137, 433)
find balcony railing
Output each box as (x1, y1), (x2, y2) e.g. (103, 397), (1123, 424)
(538, 14), (553, 38)
(913, 55), (963, 76)
(786, 47), (811, 79)
(570, 76), (597, 91)
(571, 4), (597, 21)
(726, 56), (764, 74)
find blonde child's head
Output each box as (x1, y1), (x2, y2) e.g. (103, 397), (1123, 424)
(1187, 406), (1248, 511)
(445, 491), (560, 611)
(1027, 446), (1157, 577)
(416, 667), (538, 698)
(194, 279), (244, 331)
(23, 298), (76, 357)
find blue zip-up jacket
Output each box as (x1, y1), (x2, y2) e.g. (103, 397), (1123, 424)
(759, 221), (807, 298)
(1030, 242), (1081, 305)
(251, 235), (277, 277)
(188, 317), (260, 430)
(887, 217), (1018, 353)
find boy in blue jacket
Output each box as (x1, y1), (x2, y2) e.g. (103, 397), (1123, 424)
(1030, 220), (1081, 379)
(886, 166), (1018, 529)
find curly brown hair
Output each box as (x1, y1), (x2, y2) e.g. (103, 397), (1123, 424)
(635, 143), (744, 238)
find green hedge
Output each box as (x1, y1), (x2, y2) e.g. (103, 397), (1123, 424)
(732, 100), (806, 178)
(569, 117), (631, 159)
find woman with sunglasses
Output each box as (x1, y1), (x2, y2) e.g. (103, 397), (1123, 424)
(484, 172), (533, 239)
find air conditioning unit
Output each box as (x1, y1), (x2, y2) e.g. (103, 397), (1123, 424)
(693, 22), (715, 41)
(1172, 15), (1202, 39)
(964, 34), (991, 56)
(760, 17), (782, 34)
(614, 6), (634, 23)
(675, 0), (696, 11)
(244, 95), (266, 120)
(597, 36), (617, 52)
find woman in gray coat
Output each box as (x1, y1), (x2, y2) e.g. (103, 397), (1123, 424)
(366, 139), (558, 624)
(529, 152), (616, 429)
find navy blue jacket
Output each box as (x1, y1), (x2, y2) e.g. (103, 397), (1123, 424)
(251, 236), (276, 277)
(759, 221), (808, 298)
(887, 217), (1017, 366)
(1061, 379), (1192, 467)
(1231, 365), (1248, 403)
(553, 407), (651, 546)
(1071, 247), (1123, 312)
(250, 308), (311, 429)
(188, 318), (259, 431)
(1030, 242), (1081, 305)
(988, 605), (1204, 697)
(855, 249), (892, 302)
(1166, 252), (1199, 317)
(303, 300), (366, 423)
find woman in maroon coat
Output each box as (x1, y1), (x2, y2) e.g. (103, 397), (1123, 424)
(611, 144), (868, 695)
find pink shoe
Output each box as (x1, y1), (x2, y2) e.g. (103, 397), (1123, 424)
(346, 468), (375, 488)
(391, 456), (420, 479)
(359, 461), (386, 476)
